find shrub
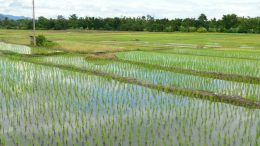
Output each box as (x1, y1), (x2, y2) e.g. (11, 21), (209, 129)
(188, 27), (197, 32)
(197, 27), (207, 33)
(180, 26), (188, 32)
(248, 29), (255, 33)
(208, 28), (217, 32)
(36, 35), (47, 46)
(164, 26), (173, 32)
(230, 27), (239, 33)
(36, 35), (57, 47)
(217, 27), (225, 32)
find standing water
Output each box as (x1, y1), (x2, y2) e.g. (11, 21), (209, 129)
(0, 42), (31, 54)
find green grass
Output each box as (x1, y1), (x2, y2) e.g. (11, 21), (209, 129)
(0, 29), (260, 53)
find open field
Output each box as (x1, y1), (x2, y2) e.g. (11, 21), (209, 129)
(1, 29), (260, 53)
(0, 30), (259, 145)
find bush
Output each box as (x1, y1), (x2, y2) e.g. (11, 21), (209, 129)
(188, 27), (197, 32)
(197, 27), (207, 33)
(217, 27), (225, 32)
(36, 35), (56, 47)
(36, 35), (47, 46)
(208, 28), (217, 32)
(164, 26), (173, 32)
(180, 26), (188, 32)
(230, 27), (239, 33)
(248, 29), (255, 33)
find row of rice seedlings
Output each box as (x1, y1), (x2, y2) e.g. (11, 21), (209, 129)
(0, 42), (31, 54)
(0, 57), (259, 145)
(116, 51), (260, 77)
(158, 48), (260, 60)
(39, 55), (260, 101)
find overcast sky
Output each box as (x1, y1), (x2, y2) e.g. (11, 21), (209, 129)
(0, 0), (259, 19)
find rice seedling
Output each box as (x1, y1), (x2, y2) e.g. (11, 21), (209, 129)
(116, 51), (260, 77)
(38, 55), (260, 101)
(157, 47), (260, 60)
(0, 37), (260, 146)
(0, 56), (258, 145)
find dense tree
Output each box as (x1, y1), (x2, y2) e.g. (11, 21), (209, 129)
(37, 16), (52, 29)
(222, 14), (239, 30)
(0, 14), (259, 33)
(54, 15), (68, 30)
(197, 13), (208, 29)
(69, 14), (79, 29)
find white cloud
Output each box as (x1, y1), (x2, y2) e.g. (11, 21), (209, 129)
(0, 0), (259, 19)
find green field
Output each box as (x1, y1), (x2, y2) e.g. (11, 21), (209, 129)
(0, 29), (259, 145)
(1, 29), (260, 53)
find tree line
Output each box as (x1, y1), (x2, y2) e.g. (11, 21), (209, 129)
(0, 14), (259, 33)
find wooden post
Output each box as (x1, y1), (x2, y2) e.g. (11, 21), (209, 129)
(32, 0), (36, 46)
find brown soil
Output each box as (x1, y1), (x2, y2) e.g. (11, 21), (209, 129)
(86, 53), (118, 60)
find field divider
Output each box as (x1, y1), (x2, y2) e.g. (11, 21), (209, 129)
(2, 53), (260, 109)
(110, 58), (260, 85)
(0, 50), (69, 57)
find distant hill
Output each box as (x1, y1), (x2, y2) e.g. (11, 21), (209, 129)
(0, 14), (30, 20)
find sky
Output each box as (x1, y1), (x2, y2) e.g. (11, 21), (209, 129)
(0, 0), (259, 19)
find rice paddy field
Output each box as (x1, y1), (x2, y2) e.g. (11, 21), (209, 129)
(0, 30), (259, 146)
